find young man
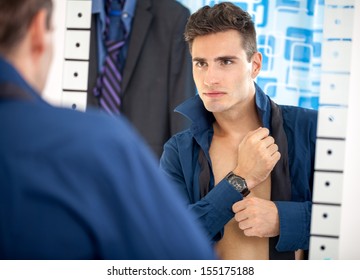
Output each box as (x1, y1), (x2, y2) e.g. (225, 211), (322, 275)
(0, 0), (215, 260)
(160, 2), (317, 260)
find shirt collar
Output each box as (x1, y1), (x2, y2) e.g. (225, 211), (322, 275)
(254, 82), (271, 129)
(0, 56), (46, 103)
(92, 0), (137, 35)
(175, 82), (272, 133)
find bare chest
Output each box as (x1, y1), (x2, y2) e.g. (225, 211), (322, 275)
(210, 133), (272, 260)
(209, 133), (271, 199)
(209, 136), (238, 186)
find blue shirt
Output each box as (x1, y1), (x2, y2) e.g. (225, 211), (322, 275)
(92, 0), (137, 73)
(160, 84), (317, 252)
(0, 57), (215, 260)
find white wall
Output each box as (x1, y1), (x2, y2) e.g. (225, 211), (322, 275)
(309, 0), (359, 260)
(339, 1), (360, 259)
(43, 0), (91, 112)
(43, 0), (66, 105)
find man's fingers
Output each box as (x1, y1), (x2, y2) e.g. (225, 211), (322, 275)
(267, 143), (279, 156)
(232, 200), (246, 213)
(260, 135), (275, 148)
(244, 127), (269, 141)
(238, 219), (252, 231)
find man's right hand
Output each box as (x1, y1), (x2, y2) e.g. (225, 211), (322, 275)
(232, 127), (280, 189)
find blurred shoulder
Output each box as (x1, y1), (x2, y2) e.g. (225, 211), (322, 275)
(48, 106), (143, 147)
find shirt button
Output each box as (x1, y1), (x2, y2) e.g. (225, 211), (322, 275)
(122, 12), (129, 19)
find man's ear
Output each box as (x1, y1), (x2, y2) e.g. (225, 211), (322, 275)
(251, 52), (262, 79)
(28, 9), (48, 60)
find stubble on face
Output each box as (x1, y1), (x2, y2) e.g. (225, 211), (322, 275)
(191, 30), (256, 115)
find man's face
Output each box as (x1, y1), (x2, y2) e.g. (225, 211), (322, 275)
(191, 29), (260, 114)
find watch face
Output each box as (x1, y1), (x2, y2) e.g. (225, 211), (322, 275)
(226, 172), (249, 196)
(229, 176), (246, 192)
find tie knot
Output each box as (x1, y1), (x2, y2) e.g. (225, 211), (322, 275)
(106, 0), (125, 12)
(104, 0), (127, 42)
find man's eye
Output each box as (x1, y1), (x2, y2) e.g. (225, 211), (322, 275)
(222, 60), (233, 65)
(195, 61), (206, 68)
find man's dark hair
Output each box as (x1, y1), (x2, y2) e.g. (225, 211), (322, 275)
(184, 2), (257, 62)
(0, 0), (53, 54)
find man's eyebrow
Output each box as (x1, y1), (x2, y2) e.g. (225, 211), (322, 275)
(192, 56), (239, 62)
(215, 56), (238, 61)
(192, 57), (206, 62)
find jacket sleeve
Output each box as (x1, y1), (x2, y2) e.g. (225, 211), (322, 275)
(160, 136), (243, 243)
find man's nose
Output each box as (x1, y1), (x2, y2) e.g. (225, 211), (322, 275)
(203, 65), (220, 87)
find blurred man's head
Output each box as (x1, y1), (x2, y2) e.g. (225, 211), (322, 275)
(0, 0), (54, 92)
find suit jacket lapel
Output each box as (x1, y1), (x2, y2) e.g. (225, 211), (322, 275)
(122, 0), (153, 92)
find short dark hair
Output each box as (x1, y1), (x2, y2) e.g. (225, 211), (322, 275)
(184, 2), (257, 62)
(0, 0), (53, 54)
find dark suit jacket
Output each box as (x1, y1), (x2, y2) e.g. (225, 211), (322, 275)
(88, 0), (195, 158)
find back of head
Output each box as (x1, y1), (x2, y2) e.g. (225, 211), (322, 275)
(0, 0), (53, 57)
(184, 2), (257, 61)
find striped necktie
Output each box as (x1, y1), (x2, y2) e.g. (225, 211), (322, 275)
(93, 0), (126, 115)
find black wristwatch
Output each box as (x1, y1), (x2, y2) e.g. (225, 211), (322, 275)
(225, 171), (250, 197)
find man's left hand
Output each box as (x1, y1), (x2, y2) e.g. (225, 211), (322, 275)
(232, 197), (280, 238)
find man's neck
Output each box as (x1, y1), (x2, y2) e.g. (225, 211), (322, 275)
(212, 96), (260, 139)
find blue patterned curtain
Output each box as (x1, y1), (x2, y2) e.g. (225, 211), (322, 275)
(178, 0), (324, 109)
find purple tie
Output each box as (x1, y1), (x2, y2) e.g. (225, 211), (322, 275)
(94, 0), (126, 115)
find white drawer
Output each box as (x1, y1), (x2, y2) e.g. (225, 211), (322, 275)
(66, 0), (92, 29)
(315, 139), (345, 171)
(311, 204), (341, 237)
(64, 30), (91, 60)
(62, 61), (89, 91)
(313, 171), (343, 204)
(317, 106), (347, 138)
(323, 6), (354, 39)
(319, 73), (349, 106)
(61, 91), (88, 112)
(321, 41), (352, 73)
(309, 236), (339, 260)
